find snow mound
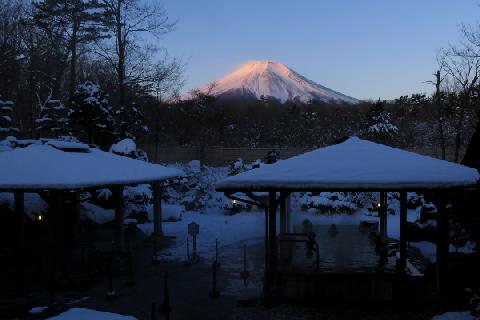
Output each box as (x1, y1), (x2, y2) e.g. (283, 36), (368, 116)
(29, 306), (48, 314)
(0, 192), (48, 220)
(46, 308), (137, 320)
(80, 202), (114, 224)
(110, 139), (136, 155)
(431, 311), (474, 320)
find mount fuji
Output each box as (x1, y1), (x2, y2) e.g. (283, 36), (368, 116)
(188, 60), (359, 104)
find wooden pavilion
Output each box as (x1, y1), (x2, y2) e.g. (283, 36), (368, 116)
(217, 137), (479, 301)
(0, 140), (183, 295)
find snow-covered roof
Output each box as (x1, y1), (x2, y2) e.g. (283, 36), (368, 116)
(217, 137), (479, 191)
(0, 144), (183, 190)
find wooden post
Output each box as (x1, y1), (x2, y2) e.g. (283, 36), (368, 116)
(379, 192), (386, 236)
(279, 192), (287, 235)
(398, 191), (408, 275)
(436, 193), (449, 295)
(264, 201), (269, 292)
(268, 191), (277, 279)
(152, 182), (163, 238)
(71, 192), (80, 245)
(383, 192), (388, 237)
(14, 191), (24, 293)
(48, 191), (63, 304)
(285, 194), (292, 233)
(115, 186), (125, 252)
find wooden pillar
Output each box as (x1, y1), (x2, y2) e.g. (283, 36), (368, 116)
(14, 191), (25, 293)
(152, 182), (163, 238)
(71, 192), (80, 245)
(285, 194), (292, 233)
(383, 192), (388, 237)
(279, 192), (287, 235)
(264, 201), (269, 292)
(268, 191), (277, 278)
(398, 191), (408, 275)
(115, 186), (125, 252)
(48, 191), (63, 304)
(379, 192), (386, 236)
(436, 193), (449, 295)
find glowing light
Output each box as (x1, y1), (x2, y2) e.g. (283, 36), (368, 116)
(36, 214), (44, 221)
(232, 200), (237, 205)
(377, 203), (381, 208)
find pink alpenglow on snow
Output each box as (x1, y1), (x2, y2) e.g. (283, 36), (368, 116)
(188, 60), (359, 104)
(0, 144), (183, 190)
(217, 137), (480, 191)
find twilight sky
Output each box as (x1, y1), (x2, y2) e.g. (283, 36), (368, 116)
(160, 0), (479, 100)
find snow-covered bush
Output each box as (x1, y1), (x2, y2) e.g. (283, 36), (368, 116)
(80, 202), (114, 224)
(450, 221), (472, 253)
(110, 138), (148, 161)
(0, 98), (19, 138)
(407, 192), (424, 209)
(364, 100), (398, 143)
(36, 97), (70, 137)
(466, 288), (480, 319)
(419, 203), (437, 223)
(0, 136), (16, 152)
(164, 161), (230, 211)
(114, 102), (149, 141)
(298, 192), (358, 214)
(124, 184), (152, 223)
(228, 158), (262, 176)
(70, 81), (114, 145)
(0, 192), (48, 221)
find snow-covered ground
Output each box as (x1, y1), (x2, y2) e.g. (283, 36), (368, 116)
(430, 311), (475, 320)
(46, 308), (137, 320)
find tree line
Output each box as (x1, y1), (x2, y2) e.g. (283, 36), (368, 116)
(1, 1), (480, 165)
(141, 93), (475, 155)
(0, 0), (182, 147)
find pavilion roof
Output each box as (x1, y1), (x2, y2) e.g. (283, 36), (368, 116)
(0, 143), (183, 190)
(217, 137), (479, 192)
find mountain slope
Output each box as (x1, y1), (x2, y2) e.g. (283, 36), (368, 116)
(190, 60), (359, 104)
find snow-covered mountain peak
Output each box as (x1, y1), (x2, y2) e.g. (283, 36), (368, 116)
(190, 60), (359, 104)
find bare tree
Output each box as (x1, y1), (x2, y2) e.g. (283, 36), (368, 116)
(426, 69), (447, 159)
(98, 0), (176, 106)
(439, 43), (480, 162)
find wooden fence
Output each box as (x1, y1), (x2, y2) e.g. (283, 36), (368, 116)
(138, 142), (465, 166)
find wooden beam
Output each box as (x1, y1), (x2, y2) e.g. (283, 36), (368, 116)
(115, 186), (125, 252)
(399, 191), (408, 275)
(152, 182), (163, 238)
(436, 193), (449, 295)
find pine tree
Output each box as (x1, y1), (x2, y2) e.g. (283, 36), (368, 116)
(0, 97), (19, 138)
(35, 98), (70, 137)
(34, 0), (108, 101)
(70, 81), (114, 145)
(114, 102), (149, 141)
(365, 100), (398, 143)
